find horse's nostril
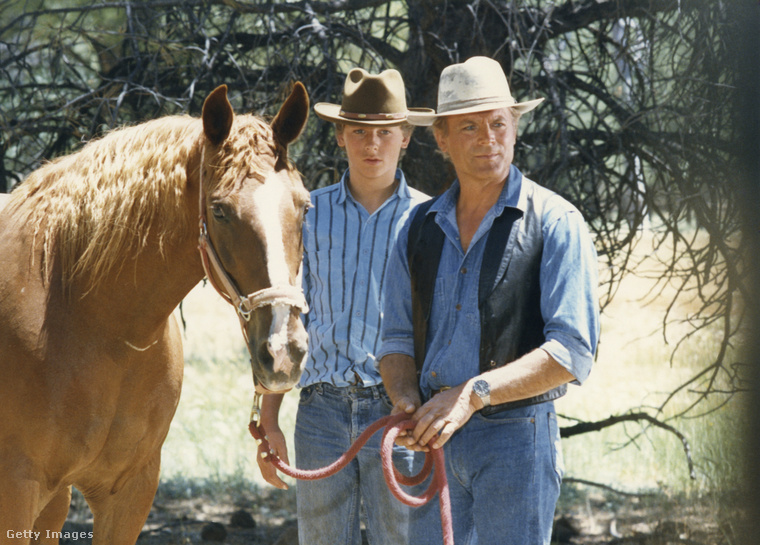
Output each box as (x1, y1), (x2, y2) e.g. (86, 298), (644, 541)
(289, 342), (307, 365)
(257, 341), (273, 368)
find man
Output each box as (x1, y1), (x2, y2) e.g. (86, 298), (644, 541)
(378, 56), (600, 544)
(256, 68), (430, 545)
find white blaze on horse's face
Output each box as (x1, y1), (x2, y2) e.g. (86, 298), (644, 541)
(231, 165), (309, 394)
(251, 171), (303, 380)
(204, 167), (309, 393)
(200, 82), (310, 393)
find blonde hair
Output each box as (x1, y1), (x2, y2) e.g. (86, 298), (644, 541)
(8, 113), (279, 294)
(334, 121), (414, 137)
(431, 108), (520, 160)
(431, 108), (520, 137)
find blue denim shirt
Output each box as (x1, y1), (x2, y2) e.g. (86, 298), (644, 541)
(300, 169), (429, 387)
(378, 165), (599, 399)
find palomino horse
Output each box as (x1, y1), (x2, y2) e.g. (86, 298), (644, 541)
(0, 83), (310, 544)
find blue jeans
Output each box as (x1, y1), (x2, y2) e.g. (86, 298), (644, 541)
(294, 383), (418, 545)
(410, 401), (564, 545)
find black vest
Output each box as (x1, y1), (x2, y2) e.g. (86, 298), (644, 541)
(407, 178), (566, 414)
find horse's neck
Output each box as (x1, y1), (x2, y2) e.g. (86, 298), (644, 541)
(64, 201), (205, 348)
(65, 242), (202, 352)
(88, 145), (205, 344)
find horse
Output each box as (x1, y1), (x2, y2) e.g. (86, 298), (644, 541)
(0, 83), (311, 544)
(0, 192), (10, 213)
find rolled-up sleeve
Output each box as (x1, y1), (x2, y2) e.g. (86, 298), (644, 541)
(376, 217), (416, 364)
(539, 206), (600, 384)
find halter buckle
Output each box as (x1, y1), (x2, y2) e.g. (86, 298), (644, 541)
(237, 301), (253, 322)
(250, 392), (263, 425)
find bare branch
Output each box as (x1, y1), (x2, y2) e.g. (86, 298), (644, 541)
(214, 0), (392, 15)
(561, 412), (696, 480)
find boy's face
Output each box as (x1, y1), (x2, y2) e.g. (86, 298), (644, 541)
(336, 123), (410, 184)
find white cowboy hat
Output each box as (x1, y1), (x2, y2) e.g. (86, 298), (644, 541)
(314, 68), (433, 126)
(407, 56), (544, 126)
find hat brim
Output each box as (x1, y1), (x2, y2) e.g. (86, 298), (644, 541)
(407, 98), (545, 126)
(314, 103), (435, 126)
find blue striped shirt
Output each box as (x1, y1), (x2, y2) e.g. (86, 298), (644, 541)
(299, 169), (429, 387)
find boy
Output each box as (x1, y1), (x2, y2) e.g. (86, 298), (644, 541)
(256, 68), (430, 545)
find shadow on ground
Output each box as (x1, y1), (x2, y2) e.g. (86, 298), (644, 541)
(60, 481), (745, 545)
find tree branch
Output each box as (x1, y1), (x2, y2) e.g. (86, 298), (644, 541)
(215, 0), (392, 15)
(561, 412), (696, 480)
(545, 0), (681, 39)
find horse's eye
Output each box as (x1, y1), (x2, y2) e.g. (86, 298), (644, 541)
(210, 203), (226, 221)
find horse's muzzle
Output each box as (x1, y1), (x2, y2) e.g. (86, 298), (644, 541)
(249, 306), (307, 392)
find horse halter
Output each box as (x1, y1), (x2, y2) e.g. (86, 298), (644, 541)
(196, 145), (308, 324)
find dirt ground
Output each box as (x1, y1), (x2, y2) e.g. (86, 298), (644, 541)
(60, 482), (746, 545)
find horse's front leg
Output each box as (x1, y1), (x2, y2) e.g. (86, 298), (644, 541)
(0, 470), (42, 545)
(32, 486), (72, 545)
(84, 453), (161, 545)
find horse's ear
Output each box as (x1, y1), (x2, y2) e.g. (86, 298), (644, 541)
(271, 82), (310, 148)
(202, 85), (234, 146)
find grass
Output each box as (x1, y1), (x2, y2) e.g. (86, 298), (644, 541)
(160, 237), (746, 503)
(160, 282), (301, 490)
(555, 230), (746, 499)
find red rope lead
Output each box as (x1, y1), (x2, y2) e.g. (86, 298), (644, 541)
(249, 412), (454, 545)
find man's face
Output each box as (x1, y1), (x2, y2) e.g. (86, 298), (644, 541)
(435, 108), (517, 187)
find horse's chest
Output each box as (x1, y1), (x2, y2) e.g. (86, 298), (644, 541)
(13, 336), (184, 480)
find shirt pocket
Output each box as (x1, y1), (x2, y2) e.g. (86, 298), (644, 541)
(310, 247), (354, 313)
(431, 275), (452, 319)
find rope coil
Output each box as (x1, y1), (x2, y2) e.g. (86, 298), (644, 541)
(249, 412), (454, 544)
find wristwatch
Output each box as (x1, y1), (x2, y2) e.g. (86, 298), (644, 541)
(471, 379), (491, 408)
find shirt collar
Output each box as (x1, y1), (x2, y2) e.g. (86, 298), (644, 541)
(336, 168), (410, 205)
(502, 164), (526, 212)
(427, 164), (525, 218)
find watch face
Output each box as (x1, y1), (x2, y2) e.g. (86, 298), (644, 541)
(473, 380), (489, 396)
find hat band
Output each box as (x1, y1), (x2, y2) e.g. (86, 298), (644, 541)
(438, 95), (515, 114)
(340, 110), (407, 121)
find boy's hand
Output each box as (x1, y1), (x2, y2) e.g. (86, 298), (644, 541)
(256, 427), (290, 489)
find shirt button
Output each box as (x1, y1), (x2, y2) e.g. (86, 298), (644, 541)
(455, 304), (462, 311)
(431, 371), (437, 378)
(460, 267), (467, 274)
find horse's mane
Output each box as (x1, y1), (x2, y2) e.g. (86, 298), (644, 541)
(8, 112), (279, 293)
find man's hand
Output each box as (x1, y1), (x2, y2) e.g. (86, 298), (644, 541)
(409, 381), (478, 450)
(390, 395), (417, 417)
(256, 426), (290, 490)
(378, 353), (427, 450)
(390, 395), (428, 452)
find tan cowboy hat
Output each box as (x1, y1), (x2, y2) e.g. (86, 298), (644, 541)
(407, 56), (544, 126)
(314, 68), (433, 125)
